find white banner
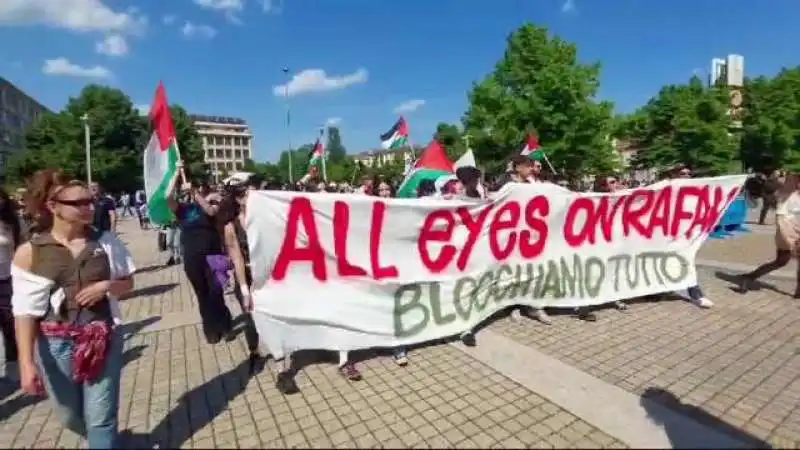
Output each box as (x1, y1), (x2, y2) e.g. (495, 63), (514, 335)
(247, 176), (745, 357)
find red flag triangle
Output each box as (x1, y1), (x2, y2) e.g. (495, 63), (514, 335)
(414, 140), (454, 173)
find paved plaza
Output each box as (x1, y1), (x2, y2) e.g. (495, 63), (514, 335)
(0, 216), (798, 448)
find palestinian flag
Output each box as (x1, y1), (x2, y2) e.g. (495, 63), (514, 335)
(396, 140), (454, 198)
(308, 130), (325, 166)
(380, 117), (409, 149)
(520, 134), (545, 160)
(143, 82), (181, 226)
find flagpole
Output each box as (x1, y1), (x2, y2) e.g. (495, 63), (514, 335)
(320, 127), (328, 183)
(542, 153), (558, 175)
(282, 67), (294, 184)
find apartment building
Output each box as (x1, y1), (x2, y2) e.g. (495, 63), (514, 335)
(0, 77), (49, 176)
(352, 147), (414, 168)
(190, 114), (253, 179)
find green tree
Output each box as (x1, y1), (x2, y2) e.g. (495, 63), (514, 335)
(627, 76), (738, 175)
(739, 68), (800, 172)
(325, 126), (347, 163)
(435, 122), (467, 162)
(462, 23), (618, 179)
(7, 84), (206, 191)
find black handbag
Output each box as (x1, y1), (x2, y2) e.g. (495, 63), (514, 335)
(157, 230), (167, 252)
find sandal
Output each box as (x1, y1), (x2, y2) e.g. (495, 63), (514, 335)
(339, 362), (363, 381)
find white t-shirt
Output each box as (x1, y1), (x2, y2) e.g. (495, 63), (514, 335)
(777, 192), (800, 217)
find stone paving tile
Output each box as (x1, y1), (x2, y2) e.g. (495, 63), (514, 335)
(1, 217), (626, 449)
(2, 324), (625, 449)
(697, 230), (779, 268)
(491, 267), (800, 448)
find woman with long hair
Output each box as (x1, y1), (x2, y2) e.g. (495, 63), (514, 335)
(739, 173), (800, 296)
(217, 177), (266, 368)
(167, 168), (234, 344)
(0, 187), (20, 380)
(11, 169), (135, 448)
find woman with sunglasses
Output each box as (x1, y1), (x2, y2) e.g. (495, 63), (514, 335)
(12, 169), (135, 448)
(167, 164), (234, 344)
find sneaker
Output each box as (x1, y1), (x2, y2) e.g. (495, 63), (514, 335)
(393, 349), (409, 366)
(276, 371), (300, 395)
(339, 362), (362, 381)
(532, 308), (552, 325)
(460, 331), (476, 347)
(691, 297), (713, 309)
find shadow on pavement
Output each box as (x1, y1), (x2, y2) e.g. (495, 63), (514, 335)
(714, 270), (793, 297)
(122, 357), (259, 449)
(121, 283), (178, 300)
(640, 387), (771, 449)
(133, 264), (167, 275)
(118, 316), (161, 341)
(0, 316), (157, 424)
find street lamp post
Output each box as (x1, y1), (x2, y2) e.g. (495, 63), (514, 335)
(81, 113), (92, 184)
(282, 67), (294, 184)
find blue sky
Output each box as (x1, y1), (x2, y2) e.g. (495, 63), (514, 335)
(0, 0), (798, 162)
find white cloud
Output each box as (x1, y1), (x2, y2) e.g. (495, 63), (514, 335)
(135, 104), (150, 116)
(273, 68), (368, 97)
(393, 99), (425, 114)
(193, 0), (244, 22)
(0, 0), (147, 34)
(162, 15), (176, 25)
(325, 117), (342, 127)
(561, 0), (576, 13)
(95, 34), (128, 56)
(181, 21), (217, 39)
(42, 57), (111, 79)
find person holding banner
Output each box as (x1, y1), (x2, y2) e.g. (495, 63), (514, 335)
(672, 166), (713, 308)
(166, 164), (234, 344)
(497, 155), (553, 325)
(373, 180), (408, 366)
(739, 174), (800, 297)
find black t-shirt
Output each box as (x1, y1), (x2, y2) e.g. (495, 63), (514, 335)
(176, 202), (222, 255)
(92, 197), (115, 231)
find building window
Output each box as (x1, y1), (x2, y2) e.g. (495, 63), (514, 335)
(225, 161), (233, 171)
(225, 149), (232, 159)
(234, 149), (241, 159)
(243, 150), (250, 160)
(224, 136), (232, 146)
(215, 148), (223, 158)
(206, 149), (214, 160)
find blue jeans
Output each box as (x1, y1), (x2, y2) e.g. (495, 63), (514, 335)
(166, 227), (182, 261)
(37, 328), (123, 449)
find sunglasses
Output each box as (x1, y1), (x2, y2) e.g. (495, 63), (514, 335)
(55, 198), (94, 207)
